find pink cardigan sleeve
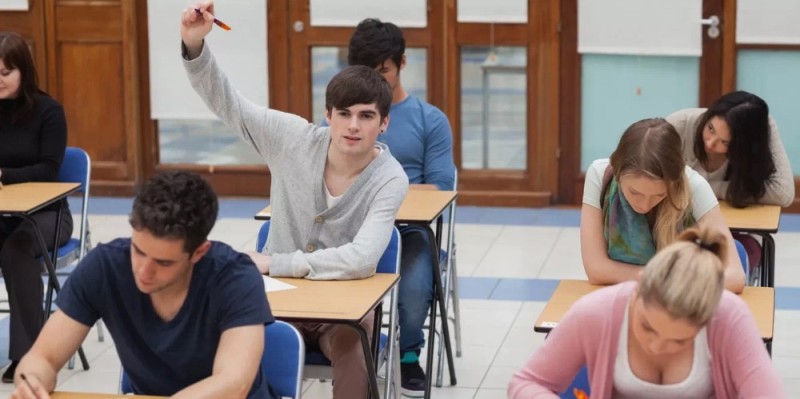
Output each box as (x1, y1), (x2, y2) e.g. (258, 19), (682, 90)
(712, 293), (787, 398)
(508, 292), (607, 398)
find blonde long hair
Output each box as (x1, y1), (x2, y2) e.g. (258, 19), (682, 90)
(608, 118), (691, 249)
(638, 225), (728, 325)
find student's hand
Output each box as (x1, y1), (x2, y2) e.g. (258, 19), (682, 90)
(180, 1), (215, 55)
(247, 251), (271, 275)
(11, 373), (50, 399)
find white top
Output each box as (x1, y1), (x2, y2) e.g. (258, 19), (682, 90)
(324, 184), (343, 209)
(582, 159), (719, 221)
(614, 304), (714, 399)
(666, 108), (795, 207)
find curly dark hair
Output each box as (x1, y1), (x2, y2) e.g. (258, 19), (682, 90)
(129, 171), (218, 253)
(348, 18), (405, 71)
(693, 91), (775, 207)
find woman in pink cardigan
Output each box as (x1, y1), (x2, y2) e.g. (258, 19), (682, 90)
(508, 225), (784, 399)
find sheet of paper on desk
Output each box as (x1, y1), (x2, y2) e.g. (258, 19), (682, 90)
(263, 276), (297, 292)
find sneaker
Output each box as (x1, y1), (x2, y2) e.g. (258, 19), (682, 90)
(2, 361), (18, 383)
(400, 361), (426, 397)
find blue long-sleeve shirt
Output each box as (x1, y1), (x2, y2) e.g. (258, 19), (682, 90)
(379, 95), (455, 190)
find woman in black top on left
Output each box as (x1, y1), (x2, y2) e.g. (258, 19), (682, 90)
(0, 31), (73, 383)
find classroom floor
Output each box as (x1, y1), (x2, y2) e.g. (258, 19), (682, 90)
(0, 197), (798, 398)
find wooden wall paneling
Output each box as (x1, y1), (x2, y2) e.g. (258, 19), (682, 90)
(47, 0), (141, 194)
(530, 0), (560, 196)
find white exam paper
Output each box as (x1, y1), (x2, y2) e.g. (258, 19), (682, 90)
(263, 276), (297, 293)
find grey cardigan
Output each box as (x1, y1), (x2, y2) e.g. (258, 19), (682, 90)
(666, 108), (795, 207)
(184, 43), (409, 280)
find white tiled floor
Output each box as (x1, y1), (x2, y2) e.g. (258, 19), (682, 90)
(0, 213), (798, 398)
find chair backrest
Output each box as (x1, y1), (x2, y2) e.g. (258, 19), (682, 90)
(263, 320), (305, 398)
(376, 226), (401, 274)
(734, 239), (749, 280)
(256, 220), (271, 252)
(57, 146), (92, 259)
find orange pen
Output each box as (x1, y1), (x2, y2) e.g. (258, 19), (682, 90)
(194, 8), (231, 31)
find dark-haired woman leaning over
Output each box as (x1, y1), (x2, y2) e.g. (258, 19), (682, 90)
(0, 31), (73, 382)
(666, 91), (794, 208)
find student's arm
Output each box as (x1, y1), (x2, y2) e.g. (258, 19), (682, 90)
(580, 204), (645, 284)
(422, 108), (455, 191)
(269, 177), (409, 280)
(717, 296), (787, 398)
(12, 312), (92, 398)
(760, 117), (795, 207)
(180, 1), (311, 161)
(509, 291), (605, 398)
(696, 207), (746, 293)
(172, 325), (264, 399)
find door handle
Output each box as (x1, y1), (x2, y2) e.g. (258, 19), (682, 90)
(701, 15), (720, 39)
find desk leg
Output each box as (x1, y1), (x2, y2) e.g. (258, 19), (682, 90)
(423, 220), (456, 399)
(762, 234), (775, 288)
(351, 320), (380, 399)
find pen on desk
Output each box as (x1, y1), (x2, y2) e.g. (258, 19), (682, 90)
(194, 8), (232, 31)
(20, 373), (40, 398)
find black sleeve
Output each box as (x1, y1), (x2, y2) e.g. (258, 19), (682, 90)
(218, 253), (273, 331)
(1, 98), (68, 184)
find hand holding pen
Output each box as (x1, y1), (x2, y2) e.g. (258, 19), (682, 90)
(181, 1), (230, 58)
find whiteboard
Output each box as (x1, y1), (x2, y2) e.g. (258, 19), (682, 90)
(578, 0), (703, 56)
(458, 0), (527, 23)
(737, 0), (800, 44)
(310, 0), (427, 28)
(147, 0), (268, 120)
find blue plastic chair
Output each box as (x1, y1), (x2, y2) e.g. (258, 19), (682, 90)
(120, 321), (303, 396)
(263, 320), (305, 398)
(257, 220), (402, 398)
(734, 239), (750, 283)
(52, 147), (96, 370)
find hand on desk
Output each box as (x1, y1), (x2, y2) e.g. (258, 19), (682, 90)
(11, 373), (50, 399)
(247, 251), (271, 275)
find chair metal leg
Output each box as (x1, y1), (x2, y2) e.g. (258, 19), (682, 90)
(449, 256), (463, 357)
(97, 320), (105, 342)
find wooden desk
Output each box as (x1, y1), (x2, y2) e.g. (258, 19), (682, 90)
(268, 274), (398, 322)
(253, 185), (457, 223)
(268, 274), (399, 399)
(719, 201), (781, 288)
(535, 280), (775, 352)
(52, 392), (164, 398)
(0, 182), (79, 214)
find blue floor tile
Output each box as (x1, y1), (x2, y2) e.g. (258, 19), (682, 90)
(456, 277), (500, 300)
(489, 279), (560, 301)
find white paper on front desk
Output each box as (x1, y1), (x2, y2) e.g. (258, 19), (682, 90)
(263, 276), (297, 292)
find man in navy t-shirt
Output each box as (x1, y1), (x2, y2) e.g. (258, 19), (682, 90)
(12, 171), (274, 399)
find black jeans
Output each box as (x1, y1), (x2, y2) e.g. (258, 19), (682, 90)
(0, 208), (72, 360)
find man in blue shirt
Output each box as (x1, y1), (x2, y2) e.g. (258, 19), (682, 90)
(348, 18), (456, 397)
(12, 171), (274, 399)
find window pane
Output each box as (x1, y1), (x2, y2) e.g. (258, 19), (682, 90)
(311, 47), (428, 125)
(460, 46), (527, 170)
(158, 120), (262, 165)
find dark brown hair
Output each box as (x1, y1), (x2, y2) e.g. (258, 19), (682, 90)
(325, 65), (392, 119)
(0, 31), (42, 124)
